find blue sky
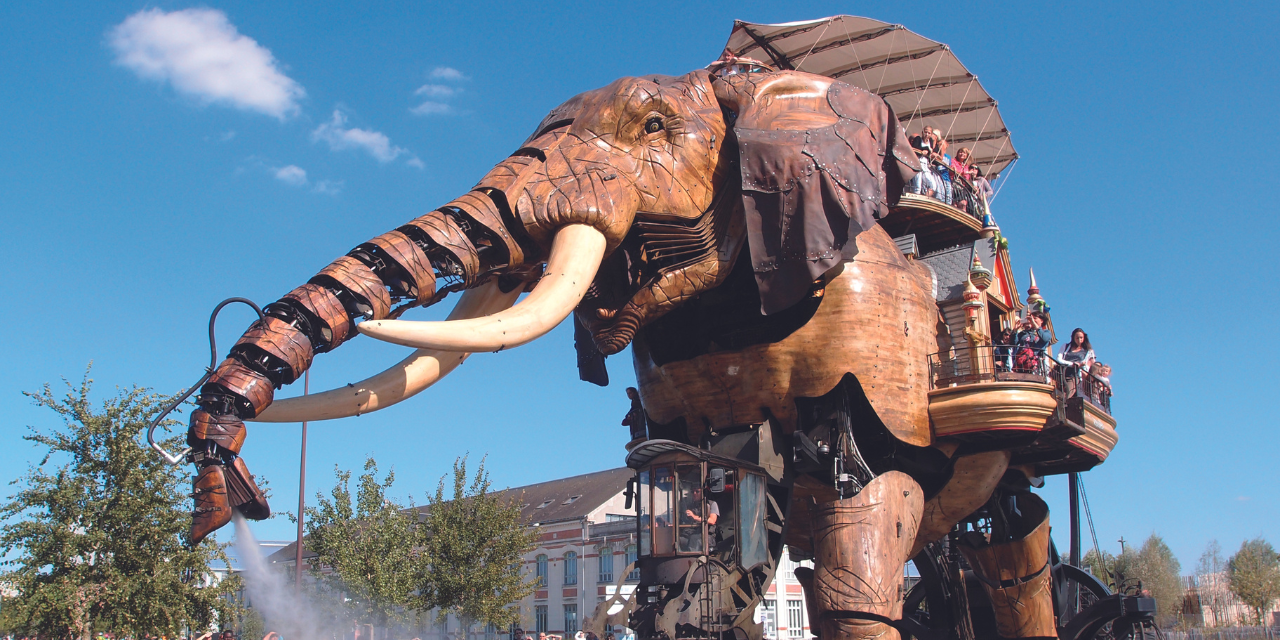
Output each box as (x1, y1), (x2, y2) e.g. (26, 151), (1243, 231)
(1, 0), (1277, 570)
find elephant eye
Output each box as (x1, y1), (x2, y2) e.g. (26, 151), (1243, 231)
(644, 117), (664, 135)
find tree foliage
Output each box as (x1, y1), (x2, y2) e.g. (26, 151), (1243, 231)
(1105, 535), (1183, 627)
(0, 371), (236, 640)
(303, 456), (536, 639)
(1195, 539), (1228, 626)
(1084, 535), (1183, 627)
(1083, 548), (1116, 585)
(1227, 537), (1280, 626)
(304, 458), (421, 633)
(415, 457), (537, 633)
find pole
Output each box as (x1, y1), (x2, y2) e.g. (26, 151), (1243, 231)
(1069, 472), (1081, 567)
(295, 369), (309, 591)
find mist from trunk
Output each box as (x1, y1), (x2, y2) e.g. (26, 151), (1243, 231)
(234, 512), (335, 639)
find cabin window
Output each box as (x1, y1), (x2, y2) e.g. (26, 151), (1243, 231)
(652, 466), (675, 555)
(637, 470), (651, 556)
(676, 464), (703, 553)
(738, 472), (768, 569)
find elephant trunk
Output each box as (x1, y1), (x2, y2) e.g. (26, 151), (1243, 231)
(187, 182), (538, 544)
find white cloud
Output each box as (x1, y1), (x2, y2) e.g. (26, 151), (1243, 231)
(406, 157), (425, 170)
(274, 165), (307, 186)
(109, 8), (304, 119)
(415, 84), (457, 98)
(429, 67), (466, 81)
(312, 110), (412, 163)
(219, 130), (237, 142)
(313, 179), (344, 195)
(410, 101), (451, 116)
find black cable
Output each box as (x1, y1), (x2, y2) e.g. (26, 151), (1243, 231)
(146, 298), (264, 462)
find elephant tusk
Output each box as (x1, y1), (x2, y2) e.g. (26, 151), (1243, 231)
(358, 224), (606, 352)
(251, 280), (523, 423)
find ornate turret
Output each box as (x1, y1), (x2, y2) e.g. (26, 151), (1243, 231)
(969, 253), (993, 292)
(1026, 268), (1048, 313)
(980, 210), (1000, 239)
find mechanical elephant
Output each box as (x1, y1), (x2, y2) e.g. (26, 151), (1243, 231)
(177, 60), (1050, 640)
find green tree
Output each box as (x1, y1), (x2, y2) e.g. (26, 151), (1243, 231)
(1196, 539), (1228, 627)
(0, 371), (236, 640)
(1108, 535), (1183, 627)
(1082, 548), (1116, 586)
(1227, 538), (1280, 626)
(305, 458), (421, 638)
(415, 457), (537, 638)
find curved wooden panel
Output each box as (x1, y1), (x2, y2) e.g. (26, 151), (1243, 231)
(928, 381), (1057, 440)
(1068, 400), (1119, 461)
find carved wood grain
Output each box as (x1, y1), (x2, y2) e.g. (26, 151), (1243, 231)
(810, 471), (922, 640)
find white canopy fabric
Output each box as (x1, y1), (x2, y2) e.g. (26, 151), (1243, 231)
(722, 16), (1018, 176)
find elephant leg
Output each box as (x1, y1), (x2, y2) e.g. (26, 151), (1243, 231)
(810, 471), (924, 640)
(957, 492), (1056, 639)
(910, 450), (1011, 557)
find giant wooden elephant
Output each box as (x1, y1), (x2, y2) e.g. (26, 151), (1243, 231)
(176, 58), (1055, 640)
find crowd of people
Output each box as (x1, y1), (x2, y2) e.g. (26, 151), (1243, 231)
(993, 316), (1113, 404)
(906, 126), (995, 219)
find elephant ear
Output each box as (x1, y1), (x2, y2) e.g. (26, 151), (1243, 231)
(732, 78), (918, 315)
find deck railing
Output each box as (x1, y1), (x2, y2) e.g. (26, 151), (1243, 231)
(927, 345), (1112, 415)
(902, 176), (988, 221)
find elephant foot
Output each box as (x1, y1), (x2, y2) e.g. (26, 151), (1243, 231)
(824, 618), (899, 640)
(191, 464), (231, 544)
(957, 492), (1056, 639)
(809, 471), (923, 640)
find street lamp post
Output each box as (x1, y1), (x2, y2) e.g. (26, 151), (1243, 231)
(295, 370), (309, 591)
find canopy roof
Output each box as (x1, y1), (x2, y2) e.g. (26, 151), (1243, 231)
(723, 16), (1018, 175)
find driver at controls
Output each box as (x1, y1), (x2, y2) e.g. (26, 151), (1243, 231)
(680, 485), (719, 552)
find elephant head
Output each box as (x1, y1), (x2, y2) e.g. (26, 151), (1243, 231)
(351, 66), (918, 364)
(182, 62), (917, 543)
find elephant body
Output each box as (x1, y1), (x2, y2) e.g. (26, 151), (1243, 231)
(179, 63), (1061, 640)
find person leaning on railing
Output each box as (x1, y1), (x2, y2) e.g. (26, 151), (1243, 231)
(1056, 328), (1096, 397)
(950, 147), (978, 215)
(1056, 328), (1095, 372)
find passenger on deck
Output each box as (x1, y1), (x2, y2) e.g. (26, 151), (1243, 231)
(932, 129), (953, 205)
(950, 147), (972, 178)
(1013, 312), (1052, 373)
(951, 147), (975, 213)
(908, 128), (940, 198)
(1056, 328), (1095, 372)
(994, 327), (1017, 372)
(972, 165), (994, 204)
(1056, 328), (1096, 397)
(1093, 363), (1112, 392)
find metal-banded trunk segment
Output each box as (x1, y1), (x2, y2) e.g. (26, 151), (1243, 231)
(197, 189), (531, 424)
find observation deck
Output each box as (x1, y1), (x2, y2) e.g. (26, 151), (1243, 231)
(926, 346), (1117, 475)
(883, 193), (986, 256)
